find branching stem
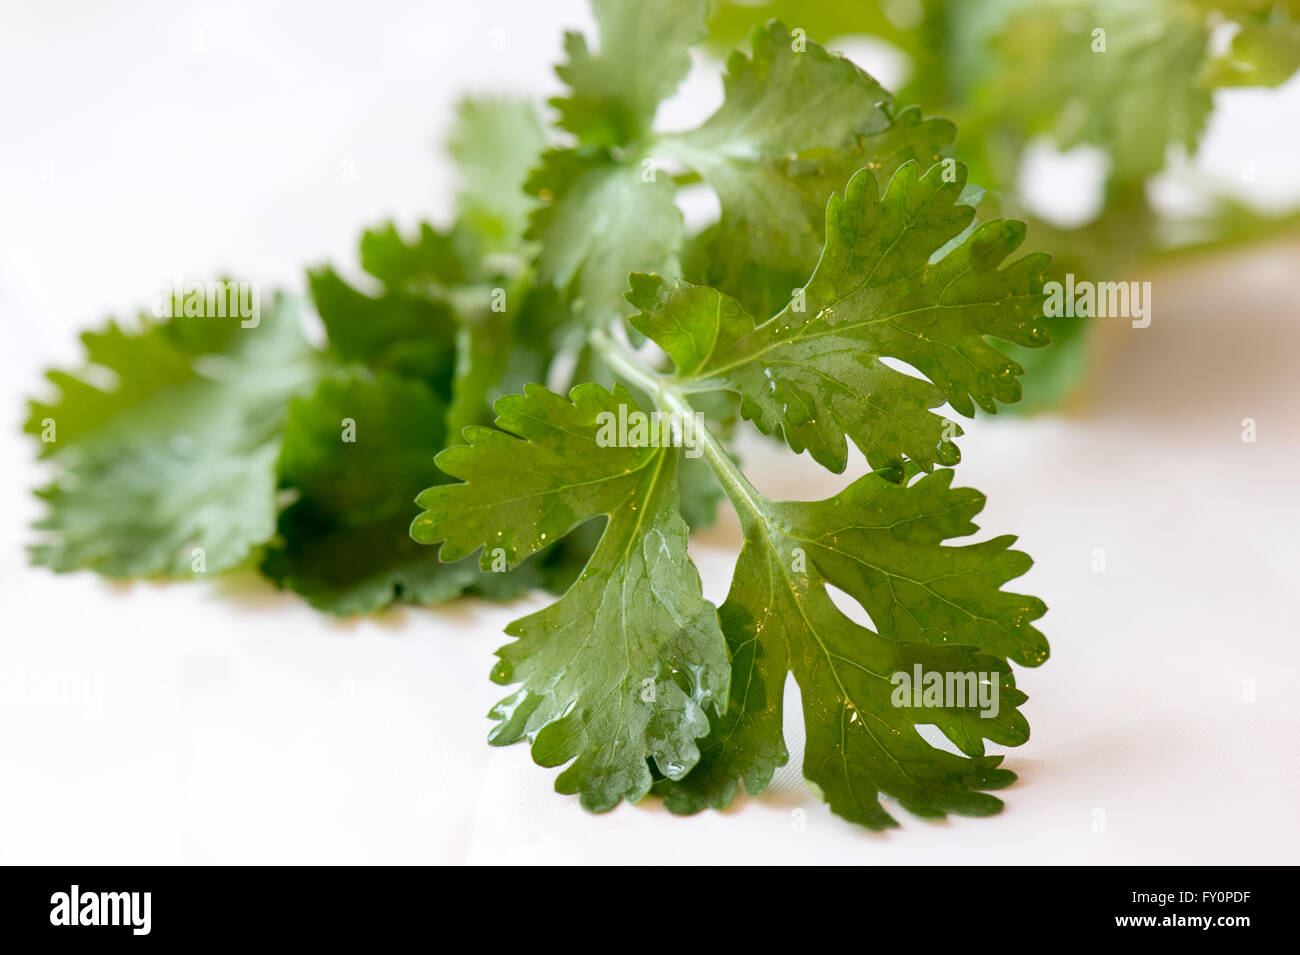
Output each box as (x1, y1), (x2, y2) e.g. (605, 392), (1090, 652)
(589, 327), (765, 524)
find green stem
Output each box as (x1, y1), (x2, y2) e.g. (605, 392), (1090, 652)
(589, 328), (764, 522)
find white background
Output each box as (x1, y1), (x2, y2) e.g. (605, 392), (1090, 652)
(1, 0), (1298, 864)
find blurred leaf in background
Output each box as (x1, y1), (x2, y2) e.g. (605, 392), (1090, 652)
(705, 0), (1300, 409)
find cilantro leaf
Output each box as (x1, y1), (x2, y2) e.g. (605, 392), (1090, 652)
(308, 256), (458, 388)
(983, 0), (1300, 187)
(705, 0), (909, 54)
(413, 383), (671, 568)
(442, 96), (562, 434)
(265, 510), (535, 615)
(448, 97), (549, 251)
(657, 468), (1043, 828)
(412, 383), (729, 809)
(317, 217), (559, 439)
(984, 0), (1213, 183)
(629, 162), (1050, 477)
(526, 149), (683, 323)
(359, 220), (476, 290)
(552, 0), (707, 146)
(661, 21), (955, 317)
(1201, 15), (1300, 87)
(279, 372), (446, 525)
(263, 370), (533, 614)
(291, 214), (581, 611)
(444, 276), (563, 439)
(26, 293), (315, 576)
(445, 300), (517, 440)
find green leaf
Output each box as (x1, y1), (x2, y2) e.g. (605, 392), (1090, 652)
(301, 218), (581, 609)
(527, 149), (683, 323)
(552, 0), (708, 146)
(413, 383), (668, 567)
(444, 277), (561, 440)
(658, 468), (1045, 829)
(705, 0), (911, 53)
(26, 293), (315, 576)
(264, 511), (536, 616)
(263, 370), (533, 614)
(984, 0), (1213, 182)
(359, 221), (476, 290)
(661, 21), (955, 317)
(445, 309), (514, 440)
(343, 219), (563, 438)
(412, 383), (729, 810)
(281, 371), (445, 526)
(629, 162), (1050, 477)
(309, 217), (500, 393)
(1201, 17), (1300, 87)
(448, 97), (550, 251)
(308, 258), (458, 388)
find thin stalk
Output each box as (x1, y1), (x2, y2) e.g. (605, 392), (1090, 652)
(589, 328), (765, 523)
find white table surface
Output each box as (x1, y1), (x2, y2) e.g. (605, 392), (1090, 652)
(2, 0), (1298, 864)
